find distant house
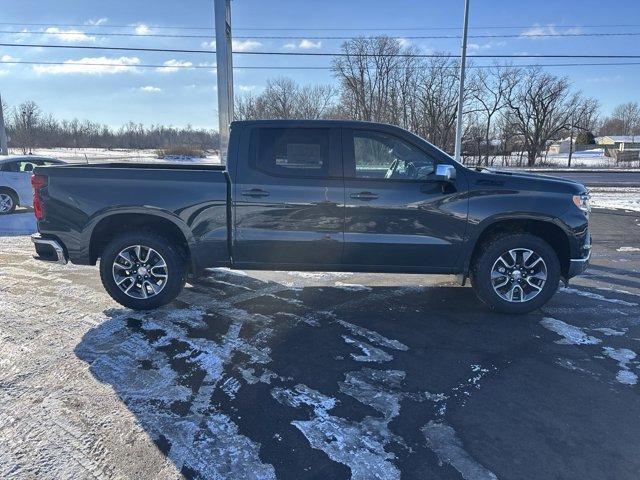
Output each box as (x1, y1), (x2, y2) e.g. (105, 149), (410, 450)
(596, 135), (640, 152)
(547, 137), (572, 155)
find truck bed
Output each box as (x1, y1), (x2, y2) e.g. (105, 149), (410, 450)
(34, 162), (231, 269)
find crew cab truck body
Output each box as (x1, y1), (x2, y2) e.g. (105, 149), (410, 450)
(31, 120), (591, 313)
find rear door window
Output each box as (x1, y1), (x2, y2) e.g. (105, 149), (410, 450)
(253, 128), (330, 178)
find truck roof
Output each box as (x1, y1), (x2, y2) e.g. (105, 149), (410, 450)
(230, 119), (405, 130)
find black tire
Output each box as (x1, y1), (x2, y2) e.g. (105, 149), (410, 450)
(470, 233), (561, 314)
(99, 231), (187, 310)
(0, 190), (17, 214)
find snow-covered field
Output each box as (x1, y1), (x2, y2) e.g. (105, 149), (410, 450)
(11, 148), (221, 165)
(465, 149), (640, 169)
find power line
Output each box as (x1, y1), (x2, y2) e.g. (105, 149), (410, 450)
(235, 32), (640, 39)
(4, 29), (640, 40)
(3, 42), (640, 59)
(3, 59), (640, 70)
(2, 21), (640, 31)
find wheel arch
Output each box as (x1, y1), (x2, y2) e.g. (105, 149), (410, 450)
(465, 215), (571, 279)
(88, 211), (196, 271)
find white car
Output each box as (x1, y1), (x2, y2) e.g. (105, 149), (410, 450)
(0, 156), (65, 214)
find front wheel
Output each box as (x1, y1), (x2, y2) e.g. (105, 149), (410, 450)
(99, 232), (187, 310)
(471, 233), (560, 314)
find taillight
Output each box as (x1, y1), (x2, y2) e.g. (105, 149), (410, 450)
(31, 173), (48, 220)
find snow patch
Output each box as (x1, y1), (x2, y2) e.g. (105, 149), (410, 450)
(422, 421), (498, 480)
(337, 320), (409, 351)
(540, 317), (601, 345)
(342, 335), (393, 362)
(272, 382), (401, 480)
(593, 327), (627, 336)
(560, 287), (638, 307)
(334, 282), (372, 291)
(591, 190), (640, 212)
(603, 347), (638, 385)
(617, 247), (640, 252)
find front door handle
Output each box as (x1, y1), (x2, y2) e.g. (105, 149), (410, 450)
(350, 191), (379, 201)
(241, 188), (270, 198)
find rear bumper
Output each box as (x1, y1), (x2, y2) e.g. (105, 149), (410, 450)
(31, 233), (68, 264)
(567, 232), (591, 278)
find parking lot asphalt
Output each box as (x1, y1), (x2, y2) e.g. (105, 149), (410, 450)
(1, 209), (639, 480)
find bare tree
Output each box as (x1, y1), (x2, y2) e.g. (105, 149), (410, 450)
(235, 77), (336, 120)
(505, 67), (598, 166)
(332, 36), (406, 123)
(468, 65), (511, 165)
(600, 102), (640, 136)
(12, 100), (41, 154)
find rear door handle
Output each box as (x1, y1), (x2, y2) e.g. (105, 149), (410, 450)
(241, 188), (270, 198)
(350, 191), (379, 201)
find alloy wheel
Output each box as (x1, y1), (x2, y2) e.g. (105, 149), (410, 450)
(0, 193), (14, 213)
(112, 245), (168, 299)
(490, 248), (547, 303)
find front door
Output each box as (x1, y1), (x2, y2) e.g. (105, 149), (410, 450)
(233, 126), (344, 267)
(342, 128), (468, 269)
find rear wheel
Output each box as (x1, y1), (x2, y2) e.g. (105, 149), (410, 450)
(471, 233), (560, 314)
(99, 231), (187, 310)
(0, 191), (17, 214)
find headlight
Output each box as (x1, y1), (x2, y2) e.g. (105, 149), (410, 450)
(572, 193), (591, 214)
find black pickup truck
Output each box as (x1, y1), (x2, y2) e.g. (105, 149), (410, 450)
(31, 120), (591, 313)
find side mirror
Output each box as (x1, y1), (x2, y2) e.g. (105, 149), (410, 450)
(434, 164), (456, 182)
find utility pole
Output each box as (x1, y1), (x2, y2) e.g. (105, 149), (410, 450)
(0, 92), (8, 155)
(214, 0), (234, 164)
(453, 0), (470, 162)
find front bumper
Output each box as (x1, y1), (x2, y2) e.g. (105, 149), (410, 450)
(31, 233), (68, 264)
(567, 232), (591, 278)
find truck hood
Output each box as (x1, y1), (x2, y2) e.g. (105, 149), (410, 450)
(475, 168), (588, 194)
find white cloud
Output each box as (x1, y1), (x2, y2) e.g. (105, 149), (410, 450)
(201, 39), (262, 52)
(87, 18), (108, 26)
(467, 41), (506, 51)
(157, 59), (193, 73)
(298, 39), (322, 49)
(237, 85), (257, 92)
(1, 54), (18, 62)
(44, 27), (95, 42)
(520, 24), (583, 40)
(134, 24), (151, 35)
(282, 39), (322, 50)
(140, 85), (162, 92)
(398, 38), (411, 48)
(33, 56), (140, 75)
(586, 75), (622, 83)
(233, 39), (262, 52)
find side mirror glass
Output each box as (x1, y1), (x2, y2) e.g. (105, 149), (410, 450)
(434, 164), (456, 182)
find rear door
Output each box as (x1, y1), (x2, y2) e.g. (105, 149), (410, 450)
(233, 126), (344, 267)
(342, 127), (468, 269)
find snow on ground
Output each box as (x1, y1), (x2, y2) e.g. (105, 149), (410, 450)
(16, 148), (221, 165)
(0, 211), (36, 236)
(590, 188), (640, 212)
(463, 149), (640, 169)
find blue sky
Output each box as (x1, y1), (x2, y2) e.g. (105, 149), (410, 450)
(0, 0), (639, 129)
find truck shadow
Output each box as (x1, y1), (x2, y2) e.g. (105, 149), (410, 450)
(73, 269), (536, 479)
